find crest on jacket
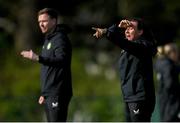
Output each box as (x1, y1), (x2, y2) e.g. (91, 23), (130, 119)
(47, 42), (52, 50)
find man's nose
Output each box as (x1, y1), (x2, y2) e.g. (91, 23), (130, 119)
(39, 22), (43, 27)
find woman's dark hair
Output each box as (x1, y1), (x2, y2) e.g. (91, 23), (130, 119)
(38, 8), (58, 20)
(129, 18), (157, 56)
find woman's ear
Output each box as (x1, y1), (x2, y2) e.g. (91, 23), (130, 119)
(139, 30), (143, 36)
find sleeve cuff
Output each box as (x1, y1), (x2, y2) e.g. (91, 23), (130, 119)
(38, 55), (43, 63)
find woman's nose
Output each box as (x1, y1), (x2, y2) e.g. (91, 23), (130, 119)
(125, 29), (129, 34)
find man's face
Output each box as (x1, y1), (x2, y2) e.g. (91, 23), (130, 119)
(125, 21), (143, 41)
(38, 13), (56, 34)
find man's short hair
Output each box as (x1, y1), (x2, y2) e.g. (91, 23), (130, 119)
(38, 8), (58, 20)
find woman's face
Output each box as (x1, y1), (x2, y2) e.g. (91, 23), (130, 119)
(125, 21), (143, 41)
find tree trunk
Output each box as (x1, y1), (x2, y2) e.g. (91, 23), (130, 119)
(14, 0), (37, 51)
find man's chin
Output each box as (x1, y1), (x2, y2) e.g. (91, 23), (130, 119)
(41, 30), (47, 34)
(40, 29), (47, 33)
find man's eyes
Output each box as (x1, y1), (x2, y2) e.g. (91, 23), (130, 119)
(39, 20), (48, 23)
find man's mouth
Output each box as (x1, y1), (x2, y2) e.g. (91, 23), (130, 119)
(41, 27), (46, 31)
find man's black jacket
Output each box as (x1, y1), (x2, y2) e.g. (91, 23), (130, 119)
(38, 24), (72, 98)
(106, 24), (156, 102)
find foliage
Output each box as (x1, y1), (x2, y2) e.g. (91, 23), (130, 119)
(0, 0), (180, 121)
(0, 48), (125, 121)
(68, 96), (125, 122)
(0, 50), (43, 121)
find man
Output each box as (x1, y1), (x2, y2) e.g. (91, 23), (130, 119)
(92, 18), (157, 121)
(155, 43), (180, 121)
(21, 8), (72, 122)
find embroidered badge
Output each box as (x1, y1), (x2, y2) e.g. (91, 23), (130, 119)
(52, 102), (58, 108)
(47, 42), (51, 50)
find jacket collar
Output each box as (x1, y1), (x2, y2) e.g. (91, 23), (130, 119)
(45, 24), (71, 40)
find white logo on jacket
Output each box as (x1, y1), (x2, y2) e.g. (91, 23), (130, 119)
(52, 102), (58, 108)
(133, 109), (140, 114)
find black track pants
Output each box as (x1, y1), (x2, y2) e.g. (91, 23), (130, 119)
(124, 100), (155, 122)
(44, 96), (71, 122)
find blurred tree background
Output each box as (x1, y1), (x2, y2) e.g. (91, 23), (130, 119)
(0, 0), (180, 121)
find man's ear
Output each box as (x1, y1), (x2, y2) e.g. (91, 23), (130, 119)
(52, 18), (57, 25)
